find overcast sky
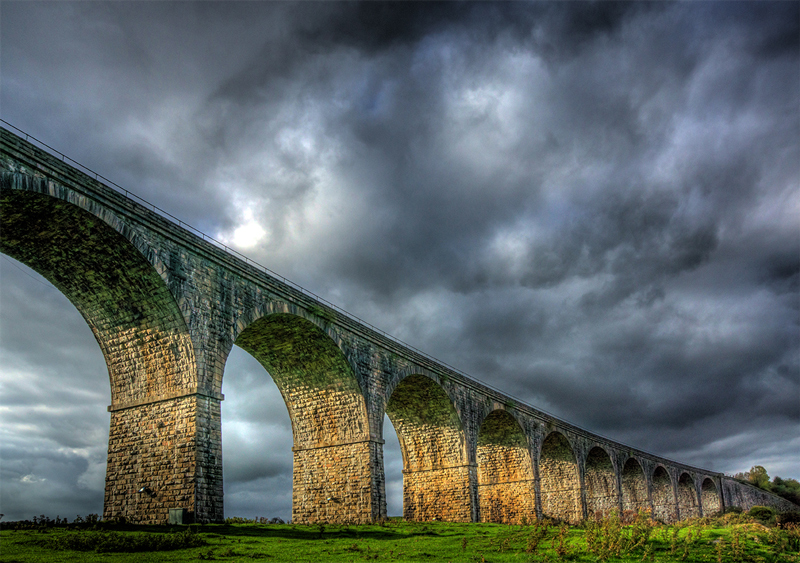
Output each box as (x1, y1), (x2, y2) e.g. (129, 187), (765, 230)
(1, 1), (798, 523)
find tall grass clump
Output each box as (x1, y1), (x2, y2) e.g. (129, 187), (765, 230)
(584, 509), (658, 561)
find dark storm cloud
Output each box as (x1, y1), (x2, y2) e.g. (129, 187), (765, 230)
(1, 1), (798, 521)
(285, 2), (793, 304)
(1, 437), (105, 519)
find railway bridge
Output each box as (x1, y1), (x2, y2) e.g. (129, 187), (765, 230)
(1, 126), (795, 524)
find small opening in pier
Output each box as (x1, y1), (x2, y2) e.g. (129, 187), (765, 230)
(383, 414), (403, 518)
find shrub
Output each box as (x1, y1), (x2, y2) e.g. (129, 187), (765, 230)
(628, 510), (655, 550)
(786, 523), (800, 551)
(525, 520), (550, 554)
(46, 528), (206, 552)
(224, 516), (285, 525)
(748, 506), (775, 524)
(584, 511), (625, 561)
(776, 511), (800, 528)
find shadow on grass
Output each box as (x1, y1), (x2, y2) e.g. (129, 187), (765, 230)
(202, 522), (460, 541)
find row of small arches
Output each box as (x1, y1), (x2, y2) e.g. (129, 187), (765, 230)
(378, 371), (722, 524)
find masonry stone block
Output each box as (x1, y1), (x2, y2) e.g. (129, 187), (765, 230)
(701, 477), (722, 515)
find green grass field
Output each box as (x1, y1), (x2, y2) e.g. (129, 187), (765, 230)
(1, 510), (798, 562)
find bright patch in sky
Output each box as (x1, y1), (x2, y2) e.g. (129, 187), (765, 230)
(221, 207), (267, 249)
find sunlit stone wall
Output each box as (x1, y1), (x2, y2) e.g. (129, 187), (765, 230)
(386, 375), (473, 522)
(477, 410), (535, 524)
(539, 432), (582, 523)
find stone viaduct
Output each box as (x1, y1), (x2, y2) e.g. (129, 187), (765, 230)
(1, 126), (796, 525)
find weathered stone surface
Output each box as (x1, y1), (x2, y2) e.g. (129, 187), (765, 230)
(721, 479), (799, 513)
(539, 432), (582, 523)
(701, 478), (722, 515)
(2, 127), (797, 525)
(292, 441), (382, 523)
(652, 466), (677, 522)
(386, 374), (472, 522)
(620, 458), (649, 514)
(477, 410), (535, 524)
(677, 473), (700, 519)
(585, 447), (618, 519)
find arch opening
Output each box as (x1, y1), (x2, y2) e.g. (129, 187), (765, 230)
(476, 410), (534, 524)
(0, 188), (203, 524)
(220, 346), (293, 521)
(232, 313), (374, 523)
(0, 188), (196, 404)
(539, 432), (581, 523)
(620, 458), (648, 516)
(585, 446), (618, 519)
(385, 374), (471, 522)
(701, 478), (721, 516)
(677, 473), (699, 519)
(0, 255), (109, 521)
(652, 466), (675, 522)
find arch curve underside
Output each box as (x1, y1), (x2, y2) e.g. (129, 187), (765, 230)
(385, 374), (472, 522)
(0, 187), (196, 402)
(233, 313), (378, 523)
(701, 478), (721, 515)
(477, 410), (534, 523)
(539, 432), (581, 523)
(585, 447), (618, 519)
(677, 473), (699, 519)
(620, 458), (649, 516)
(0, 187), (209, 524)
(652, 467), (676, 522)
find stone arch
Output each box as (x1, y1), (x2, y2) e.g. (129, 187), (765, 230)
(385, 373), (471, 522)
(476, 409), (535, 524)
(701, 477), (721, 515)
(383, 366), (444, 405)
(231, 312), (375, 523)
(0, 186), (203, 524)
(677, 472), (699, 519)
(220, 300), (363, 398)
(0, 181), (196, 402)
(652, 465), (676, 522)
(620, 457), (648, 515)
(585, 446), (618, 519)
(539, 431), (581, 523)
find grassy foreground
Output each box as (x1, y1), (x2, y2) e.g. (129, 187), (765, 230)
(1, 510), (798, 563)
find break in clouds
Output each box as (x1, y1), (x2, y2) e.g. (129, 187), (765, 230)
(0, 2), (798, 521)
